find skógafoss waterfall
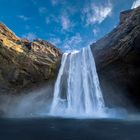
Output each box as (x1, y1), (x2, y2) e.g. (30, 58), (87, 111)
(50, 47), (107, 117)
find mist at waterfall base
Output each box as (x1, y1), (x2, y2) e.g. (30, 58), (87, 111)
(0, 47), (130, 119)
(0, 85), (53, 118)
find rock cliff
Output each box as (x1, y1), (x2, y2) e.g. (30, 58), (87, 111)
(91, 6), (140, 110)
(0, 23), (61, 94)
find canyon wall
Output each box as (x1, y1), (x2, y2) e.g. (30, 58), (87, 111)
(91, 6), (140, 110)
(0, 23), (61, 95)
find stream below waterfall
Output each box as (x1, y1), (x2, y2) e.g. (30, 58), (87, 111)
(0, 118), (140, 140)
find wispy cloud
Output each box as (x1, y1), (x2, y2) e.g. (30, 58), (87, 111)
(39, 7), (47, 14)
(60, 14), (71, 30)
(25, 25), (30, 30)
(44, 2), (75, 31)
(31, 0), (37, 5)
(45, 15), (59, 24)
(63, 33), (82, 50)
(18, 15), (30, 21)
(45, 13), (72, 31)
(92, 28), (99, 36)
(131, 0), (140, 9)
(22, 32), (37, 41)
(49, 38), (61, 46)
(82, 2), (112, 25)
(51, 0), (58, 6)
(45, 17), (50, 24)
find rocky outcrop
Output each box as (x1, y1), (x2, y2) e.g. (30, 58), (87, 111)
(0, 23), (61, 94)
(91, 6), (140, 110)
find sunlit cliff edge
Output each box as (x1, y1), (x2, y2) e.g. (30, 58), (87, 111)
(0, 22), (62, 94)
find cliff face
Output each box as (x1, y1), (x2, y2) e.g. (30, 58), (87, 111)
(0, 23), (61, 94)
(91, 6), (140, 109)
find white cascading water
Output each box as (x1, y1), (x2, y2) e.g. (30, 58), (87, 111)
(50, 47), (107, 118)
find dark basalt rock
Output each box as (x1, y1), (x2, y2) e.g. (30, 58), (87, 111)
(91, 6), (140, 110)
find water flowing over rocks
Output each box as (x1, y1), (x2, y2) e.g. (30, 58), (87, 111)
(50, 47), (107, 118)
(91, 6), (140, 110)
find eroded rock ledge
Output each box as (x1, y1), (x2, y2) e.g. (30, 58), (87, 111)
(0, 23), (62, 94)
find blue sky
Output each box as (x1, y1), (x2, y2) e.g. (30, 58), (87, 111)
(0, 0), (139, 51)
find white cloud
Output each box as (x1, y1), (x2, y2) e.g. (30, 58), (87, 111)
(60, 15), (71, 30)
(48, 34), (82, 50)
(92, 28), (99, 36)
(39, 7), (47, 14)
(22, 33), (37, 41)
(45, 14), (72, 31)
(51, 0), (68, 6)
(58, 9), (75, 31)
(63, 33), (82, 49)
(131, 0), (140, 9)
(82, 2), (112, 25)
(45, 15), (59, 24)
(45, 17), (50, 24)
(31, 0), (37, 5)
(25, 25), (30, 30)
(18, 15), (29, 21)
(49, 38), (61, 46)
(51, 0), (58, 6)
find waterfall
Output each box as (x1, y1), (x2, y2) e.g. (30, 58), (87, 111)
(50, 47), (107, 118)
